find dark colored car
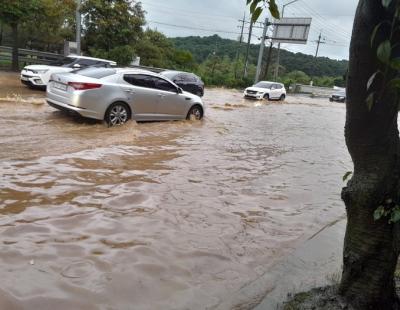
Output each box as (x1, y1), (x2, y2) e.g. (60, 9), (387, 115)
(329, 90), (346, 103)
(160, 71), (204, 97)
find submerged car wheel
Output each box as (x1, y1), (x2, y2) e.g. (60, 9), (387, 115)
(280, 94), (286, 101)
(187, 105), (203, 120)
(263, 94), (270, 100)
(105, 102), (130, 126)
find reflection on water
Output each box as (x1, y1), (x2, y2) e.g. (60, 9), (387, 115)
(0, 74), (350, 309)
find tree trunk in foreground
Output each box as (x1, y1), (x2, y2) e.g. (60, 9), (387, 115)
(340, 0), (400, 309)
(11, 23), (18, 71)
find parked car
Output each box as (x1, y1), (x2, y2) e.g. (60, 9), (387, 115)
(329, 90), (346, 103)
(243, 81), (286, 100)
(160, 70), (204, 97)
(46, 67), (204, 126)
(20, 55), (116, 90)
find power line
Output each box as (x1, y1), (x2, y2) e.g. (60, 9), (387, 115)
(147, 20), (245, 36)
(140, 0), (239, 21)
(301, 1), (353, 35)
(290, 3), (352, 40)
(285, 2), (352, 41)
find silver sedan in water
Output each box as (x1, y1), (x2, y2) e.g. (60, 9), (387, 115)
(46, 67), (205, 126)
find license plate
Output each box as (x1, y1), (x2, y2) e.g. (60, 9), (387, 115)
(53, 82), (67, 91)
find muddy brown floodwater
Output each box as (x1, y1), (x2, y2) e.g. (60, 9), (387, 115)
(0, 72), (351, 310)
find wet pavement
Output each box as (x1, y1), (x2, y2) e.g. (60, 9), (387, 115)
(0, 72), (351, 309)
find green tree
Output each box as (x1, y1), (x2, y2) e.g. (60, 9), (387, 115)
(82, 0), (145, 65)
(0, 0), (41, 70)
(285, 70), (311, 85)
(248, 0), (400, 308)
(173, 49), (195, 71)
(21, 0), (76, 52)
(135, 29), (195, 71)
(135, 29), (174, 67)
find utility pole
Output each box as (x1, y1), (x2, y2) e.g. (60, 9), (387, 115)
(255, 18), (269, 83)
(243, 20), (254, 78)
(274, 0), (300, 80)
(263, 41), (274, 79)
(314, 32), (324, 58)
(234, 14), (246, 79)
(76, 0), (81, 55)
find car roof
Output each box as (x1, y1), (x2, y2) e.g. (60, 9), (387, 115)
(258, 81), (283, 85)
(67, 54), (117, 65)
(114, 68), (158, 75)
(162, 70), (186, 74)
(161, 70), (198, 76)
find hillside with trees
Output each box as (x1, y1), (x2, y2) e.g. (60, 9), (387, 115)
(171, 35), (349, 79)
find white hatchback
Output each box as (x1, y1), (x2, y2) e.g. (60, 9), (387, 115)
(244, 81), (286, 100)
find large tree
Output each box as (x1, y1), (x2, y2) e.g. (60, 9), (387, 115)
(340, 0), (400, 308)
(249, 0), (400, 308)
(21, 0), (76, 52)
(81, 0), (145, 65)
(0, 0), (41, 70)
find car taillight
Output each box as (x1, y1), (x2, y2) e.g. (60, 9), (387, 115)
(68, 82), (102, 90)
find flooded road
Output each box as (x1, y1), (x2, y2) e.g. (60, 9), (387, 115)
(0, 72), (351, 309)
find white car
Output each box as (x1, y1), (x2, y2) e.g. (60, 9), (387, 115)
(20, 55), (117, 90)
(244, 81), (286, 100)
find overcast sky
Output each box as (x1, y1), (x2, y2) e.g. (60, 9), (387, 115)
(140, 0), (359, 60)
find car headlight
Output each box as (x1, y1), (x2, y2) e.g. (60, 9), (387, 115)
(32, 69), (48, 74)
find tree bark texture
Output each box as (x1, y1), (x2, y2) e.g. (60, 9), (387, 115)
(0, 22), (3, 46)
(11, 23), (18, 71)
(340, 0), (400, 309)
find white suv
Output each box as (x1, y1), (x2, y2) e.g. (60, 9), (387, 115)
(244, 81), (286, 100)
(20, 55), (116, 90)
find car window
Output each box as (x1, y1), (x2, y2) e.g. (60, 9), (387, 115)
(174, 74), (185, 81)
(49, 57), (76, 67)
(254, 82), (273, 89)
(93, 61), (110, 68)
(184, 74), (197, 82)
(123, 74), (155, 88)
(275, 84), (282, 89)
(74, 67), (117, 79)
(152, 76), (178, 92)
(75, 59), (98, 67)
(161, 71), (178, 80)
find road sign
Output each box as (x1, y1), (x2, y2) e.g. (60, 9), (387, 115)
(272, 17), (312, 44)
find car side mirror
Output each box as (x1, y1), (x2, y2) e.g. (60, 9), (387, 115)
(73, 64), (81, 68)
(177, 87), (183, 94)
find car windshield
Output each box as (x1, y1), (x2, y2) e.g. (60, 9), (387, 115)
(161, 71), (178, 79)
(49, 57), (77, 67)
(254, 82), (273, 89)
(335, 91), (346, 96)
(73, 67), (117, 79)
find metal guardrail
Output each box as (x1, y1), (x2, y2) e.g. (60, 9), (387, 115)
(0, 46), (63, 66)
(294, 84), (338, 97)
(0, 46), (168, 73)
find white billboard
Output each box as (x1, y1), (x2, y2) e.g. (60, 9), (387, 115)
(272, 17), (312, 44)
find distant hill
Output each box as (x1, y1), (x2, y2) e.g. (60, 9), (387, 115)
(170, 35), (348, 78)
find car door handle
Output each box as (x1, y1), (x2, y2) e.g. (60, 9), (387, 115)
(123, 89), (135, 94)
(158, 94), (166, 98)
